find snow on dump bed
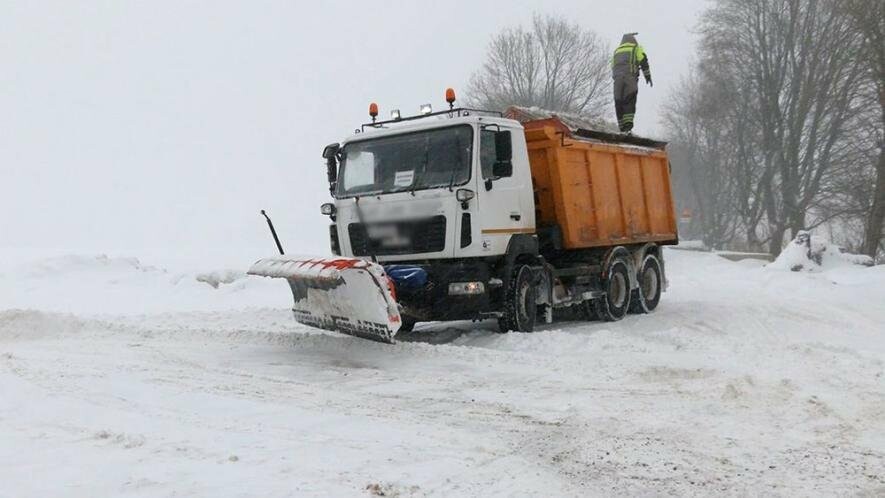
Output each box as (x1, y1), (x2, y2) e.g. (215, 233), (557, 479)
(0, 254), (290, 314)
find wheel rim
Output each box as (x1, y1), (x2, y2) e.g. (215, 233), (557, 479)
(610, 271), (627, 308)
(518, 281), (531, 326)
(641, 265), (658, 300)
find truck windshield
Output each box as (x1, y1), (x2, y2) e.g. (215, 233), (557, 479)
(337, 125), (473, 198)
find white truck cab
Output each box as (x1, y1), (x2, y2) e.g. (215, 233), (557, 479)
(327, 113), (535, 262)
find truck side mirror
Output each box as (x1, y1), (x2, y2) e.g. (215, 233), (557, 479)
(322, 143), (339, 160)
(492, 159), (512, 178)
(495, 131), (512, 162)
(322, 143), (340, 190)
(493, 131), (512, 177)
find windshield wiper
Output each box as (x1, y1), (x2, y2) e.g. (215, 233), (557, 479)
(446, 167), (457, 192)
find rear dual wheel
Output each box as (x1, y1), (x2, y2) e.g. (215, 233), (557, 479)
(629, 254), (662, 314)
(594, 257), (632, 321)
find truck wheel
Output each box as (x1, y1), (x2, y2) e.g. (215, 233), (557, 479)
(629, 254), (662, 313)
(498, 265), (537, 333)
(595, 258), (631, 321)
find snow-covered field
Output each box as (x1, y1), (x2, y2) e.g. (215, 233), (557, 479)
(1, 248), (884, 496)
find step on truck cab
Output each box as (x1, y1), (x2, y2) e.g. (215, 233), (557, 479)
(250, 90), (678, 342)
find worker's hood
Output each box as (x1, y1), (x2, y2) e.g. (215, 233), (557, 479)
(620, 33), (638, 45)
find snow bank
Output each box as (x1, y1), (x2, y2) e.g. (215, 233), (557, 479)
(0, 309), (85, 341)
(0, 254), (290, 315)
(768, 231), (873, 272)
(194, 269), (245, 288)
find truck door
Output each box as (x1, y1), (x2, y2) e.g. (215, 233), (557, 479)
(476, 127), (535, 256)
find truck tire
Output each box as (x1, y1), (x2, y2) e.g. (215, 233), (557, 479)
(498, 265), (537, 333)
(595, 257), (631, 321)
(629, 254), (662, 313)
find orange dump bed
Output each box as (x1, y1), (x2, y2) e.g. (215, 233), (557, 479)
(525, 125), (678, 250)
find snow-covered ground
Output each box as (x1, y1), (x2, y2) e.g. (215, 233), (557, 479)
(1, 249), (884, 496)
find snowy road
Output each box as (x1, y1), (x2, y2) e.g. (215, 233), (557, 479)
(1, 250), (884, 496)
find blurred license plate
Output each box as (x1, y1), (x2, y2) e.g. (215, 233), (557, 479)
(367, 224), (396, 238)
(380, 235), (410, 248)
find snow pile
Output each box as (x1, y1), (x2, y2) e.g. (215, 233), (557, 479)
(0, 309), (85, 341)
(768, 231), (873, 272)
(195, 269), (245, 288)
(0, 254), (289, 314)
(12, 254), (166, 280)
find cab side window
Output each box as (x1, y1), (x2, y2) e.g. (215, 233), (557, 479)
(481, 129), (512, 179)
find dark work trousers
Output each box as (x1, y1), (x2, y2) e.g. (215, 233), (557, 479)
(613, 77), (639, 132)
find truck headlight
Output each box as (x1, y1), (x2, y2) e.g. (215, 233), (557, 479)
(448, 281), (485, 295)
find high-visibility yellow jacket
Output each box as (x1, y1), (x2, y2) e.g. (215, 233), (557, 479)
(612, 35), (651, 82)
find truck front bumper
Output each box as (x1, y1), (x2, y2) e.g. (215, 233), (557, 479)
(388, 261), (496, 322)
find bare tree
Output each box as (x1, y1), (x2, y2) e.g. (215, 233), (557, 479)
(466, 14), (611, 120)
(665, 0), (871, 256)
(843, 0), (885, 259)
(696, 30), (770, 251)
(715, 0), (866, 254)
(664, 74), (742, 249)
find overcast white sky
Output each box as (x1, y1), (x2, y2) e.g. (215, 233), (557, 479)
(1, 1), (704, 266)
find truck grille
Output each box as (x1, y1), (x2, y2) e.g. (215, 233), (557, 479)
(348, 215), (447, 256)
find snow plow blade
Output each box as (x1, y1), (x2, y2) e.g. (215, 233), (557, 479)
(248, 256), (401, 343)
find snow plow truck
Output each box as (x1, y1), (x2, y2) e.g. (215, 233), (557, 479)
(249, 90), (678, 343)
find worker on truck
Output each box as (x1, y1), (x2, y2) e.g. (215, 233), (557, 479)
(612, 32), (652, 134)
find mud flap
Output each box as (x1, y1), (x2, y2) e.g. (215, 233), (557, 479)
(248, 256), (401, 343)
